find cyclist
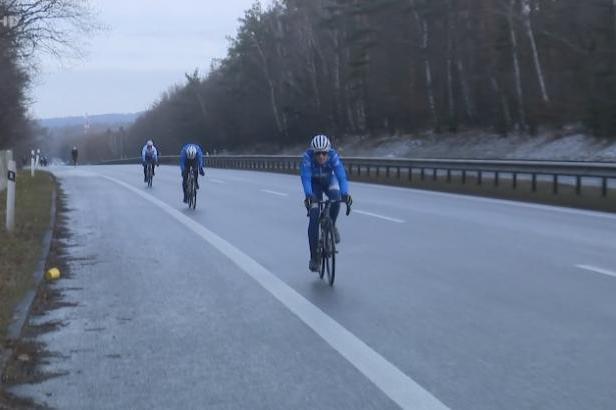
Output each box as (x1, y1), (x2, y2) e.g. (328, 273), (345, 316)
(300, 134), (353, 272)
(71, 146), (78, 166)
(141, 140), (159, 182)
(179, 143), (205, 203)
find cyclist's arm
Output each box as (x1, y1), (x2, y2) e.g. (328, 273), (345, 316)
(300, 152), (313, 197)
(141, 146), (147, 163)
(179, 151), (186, 173)
(331, 152), (349, 195)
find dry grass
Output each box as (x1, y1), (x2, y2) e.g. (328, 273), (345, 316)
(0, 172), (55, 343)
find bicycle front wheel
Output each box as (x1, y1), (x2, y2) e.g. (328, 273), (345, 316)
(190, 182), (197, 210)
(147, 165), (153, 188)
(323, 227), (336, 286)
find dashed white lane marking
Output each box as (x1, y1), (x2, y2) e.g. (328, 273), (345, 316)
(576, 265), (616, 279)
(260, 189), (288, 197)
(102, 175), (448, 410)
(355, 210), (406, 224)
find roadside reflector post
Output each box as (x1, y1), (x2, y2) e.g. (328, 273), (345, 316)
(30, 149), (35, 177)
(6, 160), (16, 232)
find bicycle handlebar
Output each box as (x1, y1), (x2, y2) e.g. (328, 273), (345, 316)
(306, 199), (352, 217)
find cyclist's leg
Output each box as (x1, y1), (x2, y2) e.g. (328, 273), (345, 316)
(308, 180), (325, 260)
(327, 175), (342, 225)
(143, 162), (148, 181)
(193, 162), (199, 189)
(181, 168), (188, 201)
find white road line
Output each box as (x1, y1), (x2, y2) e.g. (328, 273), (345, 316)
(576, 265), (616, 279)
(102, 175), (448, 410)
(209, 178), (225, 184)
(355, 210), (406, 224)
(260, 189), (288, 197)
(355, 181), (616, 221)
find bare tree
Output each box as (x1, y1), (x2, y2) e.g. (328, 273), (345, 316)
(521, 0), (550, 104)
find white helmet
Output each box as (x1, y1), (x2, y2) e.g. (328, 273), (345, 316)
(146, 140), (153, 147)
(186, 145), (197, 160)
(311, 134), (331, 152)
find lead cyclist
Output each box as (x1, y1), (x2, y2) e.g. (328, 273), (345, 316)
(300, 134), (353, 272)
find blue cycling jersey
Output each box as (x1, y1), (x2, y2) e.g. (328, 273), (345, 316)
(300, 149), (349, 197)
(179, 144), (205, 173)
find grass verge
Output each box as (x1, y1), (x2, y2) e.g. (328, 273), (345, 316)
(0, 171), (55, 353)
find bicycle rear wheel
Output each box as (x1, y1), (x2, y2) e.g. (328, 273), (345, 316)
(320, 226), (336, 286)
(147, 164), (153, 188)
(190, 180), (197, 209)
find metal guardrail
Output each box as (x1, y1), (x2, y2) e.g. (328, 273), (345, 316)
(100, 155), (616, 197)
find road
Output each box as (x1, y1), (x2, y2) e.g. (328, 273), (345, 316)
(10, 165), (616, 409)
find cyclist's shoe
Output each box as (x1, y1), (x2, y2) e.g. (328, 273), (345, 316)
(144, 175), (147, 182)
(183, 194), (188, 204)
(196, 181), (200, 190)
(334, 226), (341, 244)
(309, 257), (320, 272)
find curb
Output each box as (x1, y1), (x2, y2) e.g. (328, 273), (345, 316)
(0, 175), (58, 375)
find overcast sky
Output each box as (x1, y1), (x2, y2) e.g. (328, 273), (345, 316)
(31, 0), (268, 119)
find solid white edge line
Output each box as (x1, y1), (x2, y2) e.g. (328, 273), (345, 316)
(576, 265), (616, 278)
(101, 175), (448, 410)
(260, 189), (288, 197)
(355, 210), (406, 224)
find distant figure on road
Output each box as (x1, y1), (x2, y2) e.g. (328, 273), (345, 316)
(179, 144), (205, 203)
(301, 135), (353, 272)
(71, 146), (78, 166)
(141, 140), (159, 182)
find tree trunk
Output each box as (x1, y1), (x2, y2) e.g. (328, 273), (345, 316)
(522, 0), (550, 104)
(446, 0), (456, 131)
(491, 75), (512, 133)
(409, 0), (440, 131)
(252, 34), (286, 138)
(457, 58), (476, 122)
(508, 0), (526, 131)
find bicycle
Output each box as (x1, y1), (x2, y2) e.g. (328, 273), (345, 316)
(145, 162), (154, 188)
(186, 166), (198, 210)
(311, 199), (351, 286)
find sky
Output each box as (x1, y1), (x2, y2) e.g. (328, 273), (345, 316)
(31, 0), (268, 119)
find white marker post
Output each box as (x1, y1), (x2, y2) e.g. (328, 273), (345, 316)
(6, 160), (16, 232)
(30, 149), (35, 177)
(35, 148), (40, 170)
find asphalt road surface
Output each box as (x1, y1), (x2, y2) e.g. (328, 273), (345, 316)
(10, 165), (616, 409)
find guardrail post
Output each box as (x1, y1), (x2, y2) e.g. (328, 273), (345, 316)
(602, 177), (608, 197)
(432, 168), (437, 181)
(462, 170), (466, 184)
(376, 165), (380, 177)
(575, 176), (581, 195)
(446, 169), (451, 183)
(552, 175), (558, 194)
(532, 174), (537, 192)
(408, 167), (412, 181)
(367, 165), (371, 177)
(420, 168), (425, 181)
(6, 160), (16, 232)
(513, 173), (518, 189)
(386, 166), (390, 178)
(494, 171), (499, 187)
(396, 166), (401, 179)
(477, 171), (482, 185)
